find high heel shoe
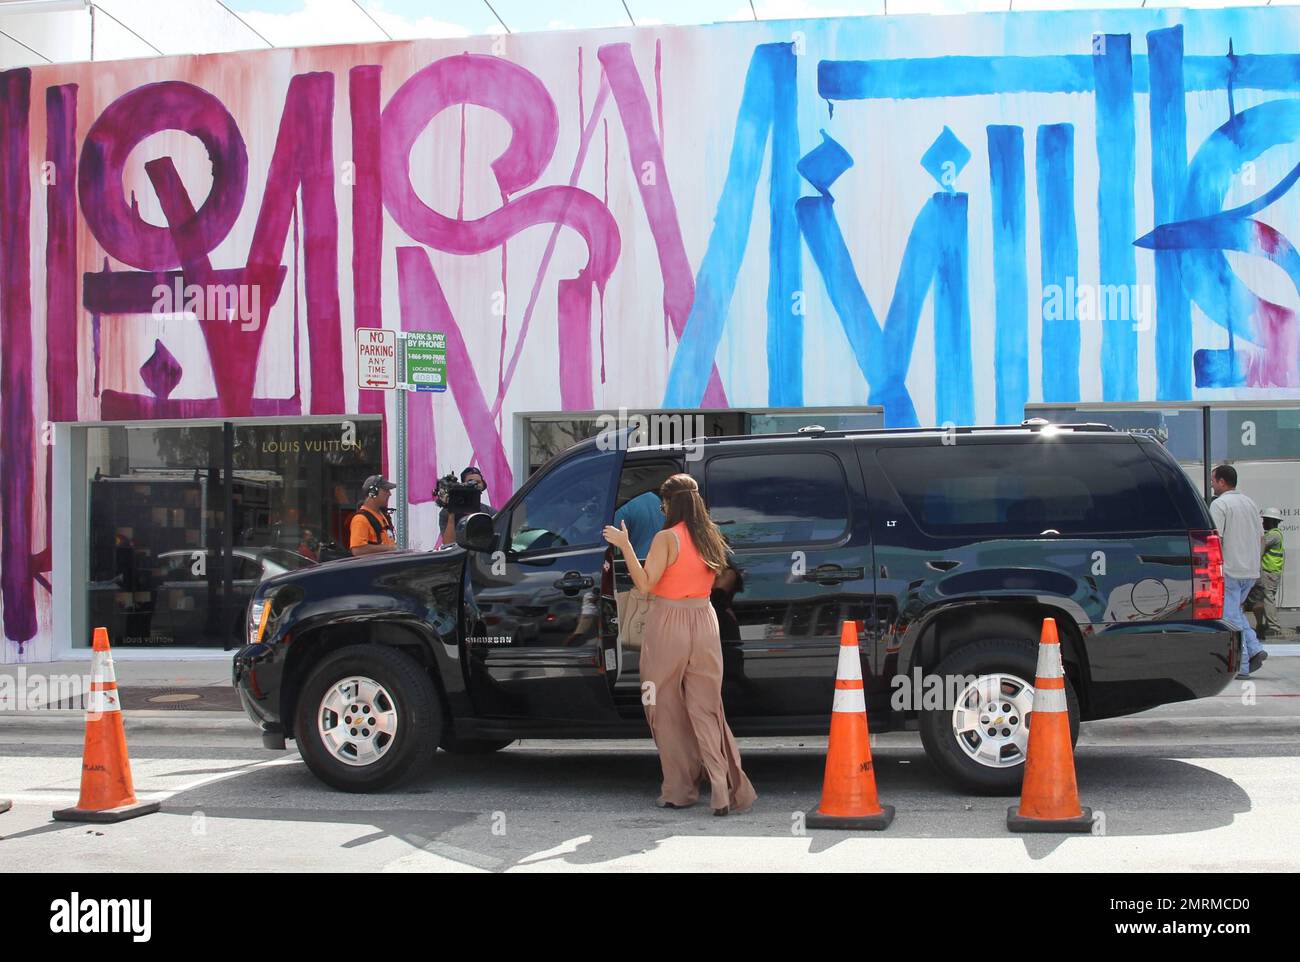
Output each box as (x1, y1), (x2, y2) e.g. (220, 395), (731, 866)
(712, 805), (729, 817)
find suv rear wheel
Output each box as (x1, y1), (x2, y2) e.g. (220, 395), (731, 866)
(294, 645), (441, 792)
(918, 638), (1079, 795)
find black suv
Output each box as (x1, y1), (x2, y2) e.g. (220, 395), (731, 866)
(234, 421), (1237, 794)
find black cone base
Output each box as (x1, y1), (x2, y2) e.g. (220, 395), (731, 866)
(807, 804), (895, 831)
(1006, 805), (1094, 833)
(53, 800), (161, 823)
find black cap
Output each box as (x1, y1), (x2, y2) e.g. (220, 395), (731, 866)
(362, 475), (396, 497)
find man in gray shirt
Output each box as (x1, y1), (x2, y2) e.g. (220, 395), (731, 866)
(1210, 464), (1267, 677)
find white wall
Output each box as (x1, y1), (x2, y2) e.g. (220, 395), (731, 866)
(0, 0), (268, 68)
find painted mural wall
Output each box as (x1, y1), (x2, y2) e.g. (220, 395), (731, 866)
(2, 8), (1299, 661)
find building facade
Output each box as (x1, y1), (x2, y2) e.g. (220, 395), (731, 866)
(3, 7), (1300, 662)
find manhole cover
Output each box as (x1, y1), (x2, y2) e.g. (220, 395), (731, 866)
(147, 692), (202, 704)
(48, 686), (243, 712)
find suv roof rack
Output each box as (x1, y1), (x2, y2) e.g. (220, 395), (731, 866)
(682, 420), (1120, 446)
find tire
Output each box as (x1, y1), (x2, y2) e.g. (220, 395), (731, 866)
(294, 644), (442, 792)
(918, 637), (1080, 796)
(438, 734), (515, 754)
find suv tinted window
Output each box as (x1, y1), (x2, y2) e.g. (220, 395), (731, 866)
(508, 450), (617, 553)
(877, 441), (1183, 537)
(706, 452), (850, 546)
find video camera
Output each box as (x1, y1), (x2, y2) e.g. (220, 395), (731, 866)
(434, 472), (484, 515)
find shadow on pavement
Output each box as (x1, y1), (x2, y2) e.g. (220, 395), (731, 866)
(135, 743), (1262, 868)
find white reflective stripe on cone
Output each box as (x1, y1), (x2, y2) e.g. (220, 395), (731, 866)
(87, 689), (121, 714)
(1032, 687), (1068, 713)
(96, 655), (117, 685)
(1034, 644), (1063, 679)
(832, 688), (867, 714)
(835, 643), (863, 682)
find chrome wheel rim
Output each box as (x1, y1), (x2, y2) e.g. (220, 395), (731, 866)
(951, 673), (1035, 769)
(318, 676), (398, 767)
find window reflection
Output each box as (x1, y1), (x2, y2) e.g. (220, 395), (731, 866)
(85, 420), (381, 648)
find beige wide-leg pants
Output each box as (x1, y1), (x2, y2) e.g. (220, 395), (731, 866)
(641, 596), (757, 811)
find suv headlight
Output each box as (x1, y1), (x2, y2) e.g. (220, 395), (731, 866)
(247, 596), (273, 646)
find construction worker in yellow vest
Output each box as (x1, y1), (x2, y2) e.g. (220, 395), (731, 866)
(1246, 507), (1285, 641)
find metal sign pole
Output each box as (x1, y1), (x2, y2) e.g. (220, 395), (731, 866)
(395, 332), (409, 549)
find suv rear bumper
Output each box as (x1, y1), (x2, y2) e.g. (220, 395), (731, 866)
(1081, 619), (1239, 720)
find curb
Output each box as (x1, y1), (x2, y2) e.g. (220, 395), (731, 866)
(0, 710), (255, 736)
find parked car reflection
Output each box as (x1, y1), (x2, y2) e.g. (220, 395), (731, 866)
(150, 547), (316, 646)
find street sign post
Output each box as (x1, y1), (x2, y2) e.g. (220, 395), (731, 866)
(392, 331), (449, 549)
(396, 334), (407, 548)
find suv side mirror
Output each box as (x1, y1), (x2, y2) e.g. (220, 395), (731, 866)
(456, 512), (496, 552)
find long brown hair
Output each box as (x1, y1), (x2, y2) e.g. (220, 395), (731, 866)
(660, 473), (729, 571)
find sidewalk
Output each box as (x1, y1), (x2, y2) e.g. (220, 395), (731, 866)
(2, 658), (232, 689)
(1, 658), (235, 711)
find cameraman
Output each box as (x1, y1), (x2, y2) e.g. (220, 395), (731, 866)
(439, 466), (493, 543)
(349, 475), (397, 556)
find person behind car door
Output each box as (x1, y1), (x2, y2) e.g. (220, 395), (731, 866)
(611, 490), (667, 659)
(603, 473), (757, 816)
(1210, 464), (1266, 677)
(439, 466), (493, 544)
(350, 475), (397, 556)
(613, 490), (663, 559)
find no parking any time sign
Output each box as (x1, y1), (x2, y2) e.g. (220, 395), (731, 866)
(356, 328), (396, 390)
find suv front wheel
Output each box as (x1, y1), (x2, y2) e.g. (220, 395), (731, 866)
(294, 645), (442, 792)
(918, 638), (1080, 795)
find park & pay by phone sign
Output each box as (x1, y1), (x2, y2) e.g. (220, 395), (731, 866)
(405, 331), (447, 392)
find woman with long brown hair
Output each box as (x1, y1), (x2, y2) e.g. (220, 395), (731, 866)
(603, 473), (756, 815)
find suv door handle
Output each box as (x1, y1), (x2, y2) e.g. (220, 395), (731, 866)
(803, 565), (865, 586)
(553, 572), (594, 592)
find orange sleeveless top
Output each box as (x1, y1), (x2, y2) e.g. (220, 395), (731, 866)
(653, 522), (716, 599)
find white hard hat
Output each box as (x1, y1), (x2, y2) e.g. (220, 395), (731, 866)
(1262, 507), (1283, 522)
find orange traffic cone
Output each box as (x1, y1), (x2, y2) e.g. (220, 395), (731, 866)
(52, 628), (159, 823)
(1007, 618), (1092, 833)
(807, 620), (894, 830)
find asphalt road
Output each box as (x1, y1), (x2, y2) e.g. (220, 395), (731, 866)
(2, 655), (1298, 872)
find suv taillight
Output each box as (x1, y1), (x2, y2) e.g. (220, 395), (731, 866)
(1191, 530), (1224, 620)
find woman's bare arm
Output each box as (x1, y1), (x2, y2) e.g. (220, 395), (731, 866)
(603, 524), (675, 594)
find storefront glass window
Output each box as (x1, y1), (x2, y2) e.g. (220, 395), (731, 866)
(522, 409), (879, 476)
(523, 411), (746, 476)
(749, 411), (884, 433)
(1209, 408), (1300, 609)
(85, 420), (381, 649)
